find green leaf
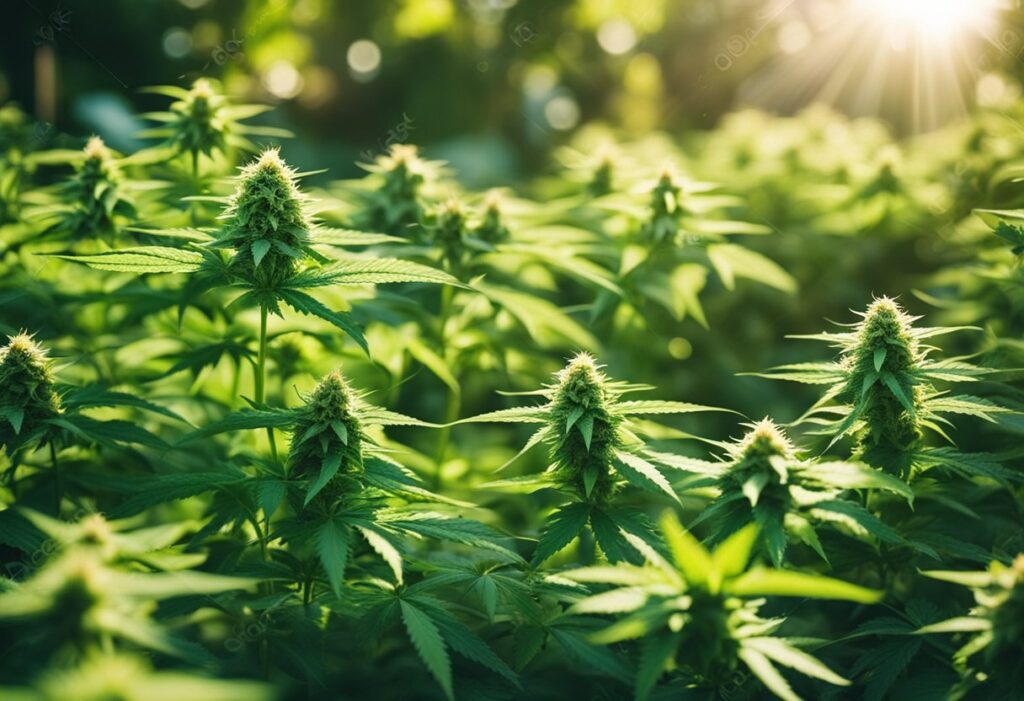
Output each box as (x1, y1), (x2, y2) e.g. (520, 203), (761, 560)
(2, 407), (24, 434)
(425, 603), (521, 687)
(807, 461), (913, 503)
(108, 471), (247, 517)
(278, 288), (368, 354)
(356, 525), (403, 584)
(316, 519), (350, 596)
(616, 400), (730, 416)
(744, 637), (849, 686)
(590, 508), (639, 564)
(177, 408), (294, 443)
(739, 647), (801, 701)
(728, 568), (882, 604)
(707, 243), (797, 293)
(305, 452), (342, 506)
(51, 246), (203, 273)
(659, 512), (711, 587)
(288, 258), (460, 287)
(712, 523), (759, 579)
(614, 451), (680, 503)
(636, 632), (679, 701)
(874, 347), (887, 372)
(251, 239), (271, 267)
(532, 503), (591, 565)
(400, 601), (454, 701)
(880, 372), (915, 415)
(915, 617), (991, 635)
(577, 414), (594, 450)
(450, 406), (548, 425)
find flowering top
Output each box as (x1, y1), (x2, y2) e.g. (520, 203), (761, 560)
(641, 170), (684, 244)
(364, 144), (431, 235)
(759, 296), (1014, 481)
(218, 149), (314, 288)
(0, 333), (62, 450)
(548, 353), (624, 504)
(288, 370), (364, 507)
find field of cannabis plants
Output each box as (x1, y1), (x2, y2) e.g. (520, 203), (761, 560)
(2, 4), (1024, 700)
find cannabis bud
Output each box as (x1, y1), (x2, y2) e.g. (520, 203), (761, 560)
(429, 199), (469, 273)
(289, 370), (364, 506)
(722, 419), (795, 508)
(548, 353), (623, 503)
(642, 170), (684, 244)
(67, 136), (133, 241)
(474, 191), (511, 245)
(368, 144), (428, 236)
(842, 297), (923, 475)
(167, 78), (225, 162)
(0, 333), (63, 453)
(218, 149), (313, 288)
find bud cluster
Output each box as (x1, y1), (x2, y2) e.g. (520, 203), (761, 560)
(0, 333), (63, 452)
(547, 353), (623, 503)
(288, 371), (364, 505)
(841, 297), (923, 475)
(219, 149), (312, 288)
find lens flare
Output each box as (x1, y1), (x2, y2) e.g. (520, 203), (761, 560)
(857, 0), (998, 41)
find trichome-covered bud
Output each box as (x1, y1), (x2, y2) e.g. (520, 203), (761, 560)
(641, 169), (684, 244)
(474, 191), (511, 245)
(168, 78), (225, 161)
(66, 136), (132, 240)
(429, 198), (469, 272)
(368, 144), (428, 236)
(722, 419), (794, 508)
(219, 148), (312, 288)
(548, 353), (623, 503)
(0, 333), (63, 452)
(289, 370), (364, 506)
(842, 297), (924, 474)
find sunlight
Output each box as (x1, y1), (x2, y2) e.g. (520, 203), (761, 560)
(856, 0), (999, 42)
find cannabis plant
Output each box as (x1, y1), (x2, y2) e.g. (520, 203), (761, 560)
(759, 297), (1016, 482)
(461, 352), (726, 564)
(57, 148), (457, 396)
(25, 136), (140, 245)
(0, 509), (252, 665)
(0, 333), (173, 474)
(917, 556), (1024, 699)
(588, 167), (795, 330)
(674, 418), (912, 565)
(138, 78), (289, 176)
(566, 511), (881, 701)
(331, 144), (447, 237)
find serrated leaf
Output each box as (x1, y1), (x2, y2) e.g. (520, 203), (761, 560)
(251, 239), (271, 267)
(51, 246), (203, 273)
(532, 503), (591, 565)
(316, 519), (350, 596)
(400, 601), (453, 701)
(305, 452), (342, 506)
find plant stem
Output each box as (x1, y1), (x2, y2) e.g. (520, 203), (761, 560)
(256, 303), (280, 463)
(432, 284), (458, 490)
(50, 443), (61, 514)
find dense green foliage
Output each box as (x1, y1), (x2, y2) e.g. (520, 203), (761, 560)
(1, 75), (1024, 701)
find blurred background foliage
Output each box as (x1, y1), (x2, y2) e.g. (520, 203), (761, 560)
(3, 0), (1024, 456)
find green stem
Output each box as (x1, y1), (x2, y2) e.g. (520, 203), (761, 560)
(432, 284), (458, 491)
(189, 150), (200, 228)
(256, 303), (280, 463)
(50, 443), (61, 514)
